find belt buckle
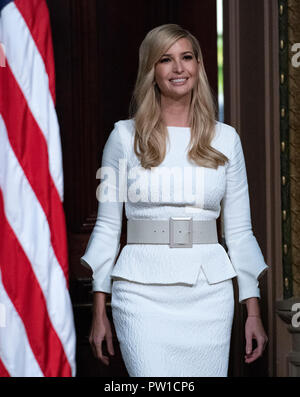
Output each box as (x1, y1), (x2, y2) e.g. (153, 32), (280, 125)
(169, 217), (193, 248)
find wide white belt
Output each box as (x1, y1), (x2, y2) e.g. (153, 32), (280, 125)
(127, 217), (218, 248)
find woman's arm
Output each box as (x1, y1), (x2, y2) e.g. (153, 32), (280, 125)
(222, 126), (269, 304)
(89, 291), (115, 366)
(244, 297), (261, 316)
(81, 122), (126, 365)
(243, 297), (268, 364)
(222, 126), (269, 362)
(92, 291), (107, 316)
(80, 123), (126, 294)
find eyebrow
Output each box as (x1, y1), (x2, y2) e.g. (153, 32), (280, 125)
(161, 51), (193, 57)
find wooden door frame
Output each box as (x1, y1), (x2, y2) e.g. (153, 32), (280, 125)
(223, 0), (282, 376)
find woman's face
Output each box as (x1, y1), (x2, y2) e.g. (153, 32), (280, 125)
(154, 37), (199, 101)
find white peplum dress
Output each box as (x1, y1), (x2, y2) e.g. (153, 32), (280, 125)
(80, 119), (269, 377)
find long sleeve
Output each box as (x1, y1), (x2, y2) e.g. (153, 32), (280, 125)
(80, 123), (125, 294)
(222, 128), (269, 304)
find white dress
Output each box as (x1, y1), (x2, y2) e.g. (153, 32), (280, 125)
(80, 119), (269, 377)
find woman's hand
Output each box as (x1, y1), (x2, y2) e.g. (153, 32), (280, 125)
(89, 311), (115, 366)
(89, 292), (115, 366)
(244, 315), (268, 364)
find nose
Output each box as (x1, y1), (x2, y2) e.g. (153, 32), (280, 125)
(173, 58), (184, 73)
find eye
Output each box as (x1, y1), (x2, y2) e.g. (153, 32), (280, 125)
(159, 57), (170, 63)
(183, 54), (193, 60)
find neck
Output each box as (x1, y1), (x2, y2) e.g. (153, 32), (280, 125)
(160, 93), (191, 127)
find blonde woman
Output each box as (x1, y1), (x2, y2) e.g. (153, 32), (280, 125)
(81, 24), (269, 377)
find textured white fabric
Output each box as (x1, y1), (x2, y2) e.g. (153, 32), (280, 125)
(80, 119), (269, 304)
(111, 267), (234, 377)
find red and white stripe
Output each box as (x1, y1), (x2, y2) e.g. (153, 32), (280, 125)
(0, 0), (76, 376)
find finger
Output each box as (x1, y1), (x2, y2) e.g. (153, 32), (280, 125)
(245, 356), (257, 364)
(244, 346), (262, 363)
(94, 340), (104, 359)
(245, 336), (252, 355)
(245, 353), (258, 363)
(90, 341), (98, 358)
(245, 353), (260, 364)
(89, 336), (98, 358)
(263, 338), (268, 350)
(256, 337), (265, 354)
(106, 335), (115, 356)
(94, 340), (110, 365)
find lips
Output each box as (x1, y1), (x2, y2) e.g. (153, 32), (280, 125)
(169, 77), (188, 86)
(169, 78), (188, 82)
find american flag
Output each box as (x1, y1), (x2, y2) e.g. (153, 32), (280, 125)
(0, 0), (76, 376)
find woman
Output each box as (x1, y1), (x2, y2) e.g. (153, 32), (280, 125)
(80, 24), (269, 377)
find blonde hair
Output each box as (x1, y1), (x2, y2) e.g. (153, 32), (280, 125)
(129, 24), (228, 169)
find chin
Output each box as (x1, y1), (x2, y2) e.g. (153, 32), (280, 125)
(169, 90), (192, 100)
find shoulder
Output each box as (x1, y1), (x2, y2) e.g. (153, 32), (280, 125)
(213, 121), (240, 157)
(113, 118), (135, 137)
(110, 118), (134, 144)
(104, 119), (135, 157)
(215, 121), (245, 165)
(215, 121), (238, 140)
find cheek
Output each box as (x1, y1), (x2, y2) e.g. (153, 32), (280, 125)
(155, 64), (172, 82)
(189, 62), (199, 77)
(190, 66), (198, 78)
(155, 69), (166, 84)
(188, 71), (198, 88)
(155, 75), (170, 93)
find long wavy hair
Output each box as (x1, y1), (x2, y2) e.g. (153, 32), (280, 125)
(128, 24), (229, 169)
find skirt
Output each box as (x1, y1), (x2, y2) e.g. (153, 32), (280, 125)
(111, 267), (235, 377)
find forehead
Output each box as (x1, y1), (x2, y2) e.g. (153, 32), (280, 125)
(163, 37), (193, 54)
